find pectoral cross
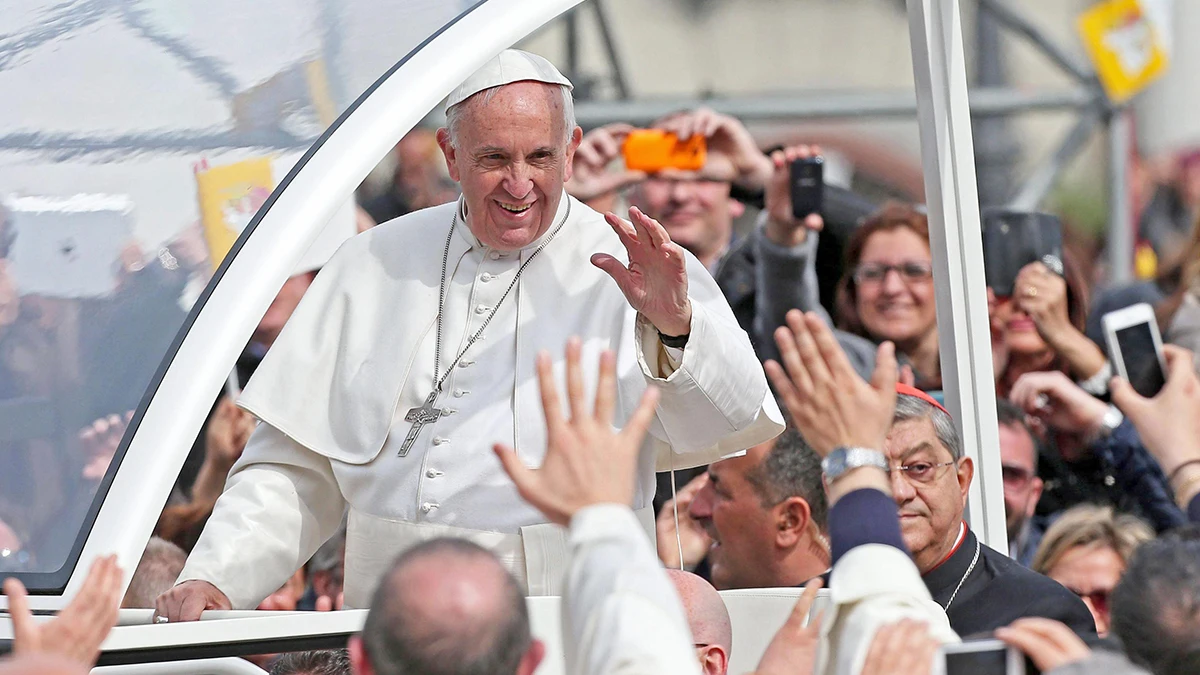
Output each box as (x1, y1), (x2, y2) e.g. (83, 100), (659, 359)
(398, 391), (445, 457)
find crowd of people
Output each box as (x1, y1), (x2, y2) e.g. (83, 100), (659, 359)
(5, 47), (1200, 675)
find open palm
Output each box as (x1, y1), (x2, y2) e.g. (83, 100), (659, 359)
(591, 206), (692, 337)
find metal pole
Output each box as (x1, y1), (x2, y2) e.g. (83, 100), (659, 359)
(1107, 108), (1135, 285)
(975, 0), (1098, 85)
(592, 0), (631, 99)
(907, 0), (1008, 553)
(973, 0), (1019, 206)
(1009, 105), (1103, 210)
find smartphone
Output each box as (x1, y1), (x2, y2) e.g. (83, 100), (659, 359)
(790, 156), (824, 219)
(622, 130), (706, 173)
(941, 639), (1026, 675)
(981, 208), (1063, 298)
(1103, 302), (1168, 398)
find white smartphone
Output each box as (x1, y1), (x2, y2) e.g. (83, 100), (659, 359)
(940, 638), (1025, 675)
(1103, 302), (1168, 398)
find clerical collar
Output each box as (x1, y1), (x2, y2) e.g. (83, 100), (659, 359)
(923, 522), (968, 577)
(455, 191), (572, 254)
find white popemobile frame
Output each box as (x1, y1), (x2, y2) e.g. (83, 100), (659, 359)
(0, 0), (1006, 668)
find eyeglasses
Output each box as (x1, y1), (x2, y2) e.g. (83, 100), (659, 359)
(853, 261), (934, 285)
(888, 460), (957, 485)
(1068, 587), (1110, 615)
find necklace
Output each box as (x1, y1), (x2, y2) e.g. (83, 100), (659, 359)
(396, 198), (573, 457)
(942, 538), (981, 612)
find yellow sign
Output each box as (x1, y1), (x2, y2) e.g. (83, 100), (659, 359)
(195, 157), (275, 270)
(1078, 0), (1169, 103)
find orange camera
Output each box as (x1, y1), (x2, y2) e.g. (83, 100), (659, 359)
(622, 130), (707, 173)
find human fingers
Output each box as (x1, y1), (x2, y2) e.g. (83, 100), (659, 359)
(1163, 344), (1197, 390)
(590, 254), (636, 301)
(564, 338), (587, 422)
(603, 212), (639, 251)
(594, 349), (618, 426)
(788, 310), (834, 391)
(574, 140), (602, 168)
(996, 618), (1089, 671)
(765, 359), (806, 423)
(629, 206), (667, 249)
(1109, 375), (1147, 420)
(5, 577), (38, 654)
(806, 311), (862, 384)
(869, 341), (899, 404)
(804, 213), (823, 231)
(315, 595), (333, 612)
(178, 592), (211, 622)
(535, 351), (565, 430)
(774, 318), (815, 399)
(859, 623), (901, 674)
(618, 385), (660, 449)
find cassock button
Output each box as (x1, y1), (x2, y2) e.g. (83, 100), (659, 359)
(453, 389), (468, 398)
(426, 469), (444, 478)
(480, 273), (493, 283)
(432, 437), (449, 445)
(420, 502), (439, 513)
(475, 305), (489, 314)
(488, 251), (501, 260)
(458, 359), (475, 368)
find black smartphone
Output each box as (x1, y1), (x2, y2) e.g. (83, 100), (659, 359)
(942, 639), (1027, 675)
(1103, 303), (1169, 398)
(981, 208), (1064, 297)
(790, 156), (824, 220)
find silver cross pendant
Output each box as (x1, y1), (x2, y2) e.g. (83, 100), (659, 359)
(397, 390), (445, 457)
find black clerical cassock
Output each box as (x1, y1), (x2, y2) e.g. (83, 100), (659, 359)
(924, 526), (1097, 637)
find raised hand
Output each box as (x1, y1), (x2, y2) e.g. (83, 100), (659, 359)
(655, 473), (713, 570)
(5, 554), (123, 666)
(79, 411), (133, 482)
(764, 145), (825, 248)
(995, 617), (1091, 672)
(1112, 345), (1200, 486)
(1009, 370), (1108, 436)
(493, 338), (660, 526)
(565, 123), (646, 208)
(859, 620), (939, 675)
(754, 579), (824, 675)
(592, 207), (692, 338)
(655, 108), (773, 188)
(765, 310), (898, 457)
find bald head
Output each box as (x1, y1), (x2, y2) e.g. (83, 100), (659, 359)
(0, 655), (88, 675)
(667, 569), (732, 654)
(359, 539), (536, 675)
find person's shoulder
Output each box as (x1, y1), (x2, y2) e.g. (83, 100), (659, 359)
(366, 200), (458, 243)
(979, 542), (1097, 632)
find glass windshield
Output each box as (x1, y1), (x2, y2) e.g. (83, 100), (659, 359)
(0, 0), (476, 589)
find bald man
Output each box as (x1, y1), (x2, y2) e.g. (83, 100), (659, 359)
(0, 655), (87, 675)
(347, 538), (545, 675)
(667, 569), (733, 675)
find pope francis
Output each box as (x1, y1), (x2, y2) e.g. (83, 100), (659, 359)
(155, 50), (783, 620)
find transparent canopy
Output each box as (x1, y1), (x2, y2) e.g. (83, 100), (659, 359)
(0, 0), (480, 590)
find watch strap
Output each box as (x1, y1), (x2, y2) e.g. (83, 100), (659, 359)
(822, 446), (889, 483)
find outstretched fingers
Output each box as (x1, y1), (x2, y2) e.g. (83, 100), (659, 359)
(629, 206), (669, 249)
(565, 338), (587, 422)
(618, 386), (660, 447)
(594, 349), (618, 426)
(535, 351), (565, 431)
(5, 577), (37, 653)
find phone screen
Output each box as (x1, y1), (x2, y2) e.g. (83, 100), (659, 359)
(945, 648), (1010, 675)
(1116, 322), (1167, 398)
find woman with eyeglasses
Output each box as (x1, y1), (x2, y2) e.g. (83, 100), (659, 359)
(1032, 504), (1152, 637)
(835, 202), (942, 388)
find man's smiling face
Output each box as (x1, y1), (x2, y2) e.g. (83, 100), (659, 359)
(437, 81), (582, 251)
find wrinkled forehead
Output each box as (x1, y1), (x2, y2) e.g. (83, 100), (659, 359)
(458, 81), (564, 127)
(884, 416), (951, 461)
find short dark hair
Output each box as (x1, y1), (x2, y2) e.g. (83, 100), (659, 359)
(270, 649), (351, 675)
(995, 399), (1037, 473)
(1111, 525), (1200, 675)
(361, 538), (531, 675)
(744, 427), (829, 531)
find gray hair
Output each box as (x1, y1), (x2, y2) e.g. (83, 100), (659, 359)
(122, 537), (186, 609)
(744, 426), (829, 532)
(270, 649), (351, 675)
(361, 538), (531, 675)
(893, 394), (963, 460)
(446, 83), (575, 148)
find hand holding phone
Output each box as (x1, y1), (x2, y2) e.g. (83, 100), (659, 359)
(789, 156), (823, 220)
(982, 209), (1063, 298)
(621, 130), (706, 173)
(763, 146), (824, 247)
(942, 638), (1027, 675)
(1103, 303), (1168, 398)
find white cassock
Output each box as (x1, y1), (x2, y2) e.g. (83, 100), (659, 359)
(177, 193), (783, 607)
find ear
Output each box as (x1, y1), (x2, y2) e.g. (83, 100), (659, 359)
(436, 127), (460, 183)
(349, 635), (374, 675)
(700, 645), (729, 675)
(1027, 477), (1044, 518)
(518, 639), (547, 675)
(956, 457), (975, 503)
(563, 126), (583, 183)
(774, 497), (811, 548)
(727, 197), (745, 219)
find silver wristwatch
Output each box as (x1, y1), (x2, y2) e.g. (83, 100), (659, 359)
(822, 446), (889, 483)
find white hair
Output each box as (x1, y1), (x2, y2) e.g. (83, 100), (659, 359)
(445, 82), (575, 148)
